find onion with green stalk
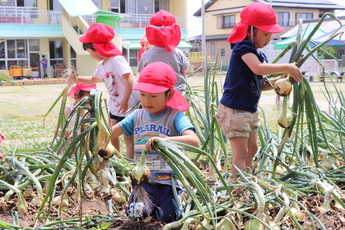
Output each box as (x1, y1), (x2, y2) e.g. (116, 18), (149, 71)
(129, 149), (152, 218)
(130, 149), (150, 186)
(274, 76), (293, 96)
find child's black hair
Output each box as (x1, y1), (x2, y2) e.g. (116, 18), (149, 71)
(75, 90), (91, 99)
(82, 43), (96, 51)
(230, 26), (257, 49)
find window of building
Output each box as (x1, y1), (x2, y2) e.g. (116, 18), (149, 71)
(29, 39), (39, 51)
(7, 40), (16, 59)
(17, 40), (27, 58)
(302, 13), (313, 20)
(51, 0), (62, 11)
(210, 43), (215, 55)
(155, 0), (169, 12)
(0, 39), (35, 70)
(49, 41), (63, 59)
(278, 12), (289, 26)
(129, 49), (138, 66)
(111, 0), (168, 14)
(221, 48), (225, 57)
(110, 0), (119, 12)
(2, 0), (36, 7)
(49, 41), (63, 67)
(0, 40), (5, 59)
(223, 15), (235, 28)
(138, 0), (153, 14)
(0, 61), (5, 70)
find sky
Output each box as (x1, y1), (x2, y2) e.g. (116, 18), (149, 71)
(187, 0), (202, 37)
(330, 0), (345, 16)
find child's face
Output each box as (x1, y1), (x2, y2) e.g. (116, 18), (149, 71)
(86, 48), (103, 61)
(139, 90), (172, 116)
(250, 29), (272, 48)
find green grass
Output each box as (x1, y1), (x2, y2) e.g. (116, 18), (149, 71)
(0, 78), (344, 153)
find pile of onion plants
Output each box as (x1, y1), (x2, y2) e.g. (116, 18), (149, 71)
(0, 73), (132, 229)
(1, 12), (345, 229)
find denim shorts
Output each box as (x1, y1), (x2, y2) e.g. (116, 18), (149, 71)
(216, 104), (260, 139)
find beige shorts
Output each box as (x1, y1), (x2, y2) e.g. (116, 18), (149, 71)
(216, 104), (260, 139)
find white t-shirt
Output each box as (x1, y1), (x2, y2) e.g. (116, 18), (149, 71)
(93, 56), (139, 116)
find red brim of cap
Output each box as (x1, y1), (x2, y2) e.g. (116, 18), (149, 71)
(256, 24), (283, 34)
(67, 83), (96, 97)
(79, 34), (91, 43)
(133, 82), (169, 94)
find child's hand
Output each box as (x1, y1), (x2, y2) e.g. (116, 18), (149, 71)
(116, 100), (129, 114)
(64, 74), (76, 84)
(145, 137), (167, 152)
(287, 63), (303, 83)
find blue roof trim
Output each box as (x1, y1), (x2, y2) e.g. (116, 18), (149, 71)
(0, 25), (63, 38)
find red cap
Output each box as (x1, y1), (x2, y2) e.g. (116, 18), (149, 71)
(0, 133), (5, 143)
(227, 2), (283, 43)
(138, 35), (149, 61)
(146, 10), (181, 51)
(133, 62), (189, 112)
(67, 82), (97, 98)
(79, 23), (122, 57)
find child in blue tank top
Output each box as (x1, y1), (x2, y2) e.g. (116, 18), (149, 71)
(217, 2), (303, 180)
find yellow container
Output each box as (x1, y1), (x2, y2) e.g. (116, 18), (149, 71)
(10, 65), (22, 77)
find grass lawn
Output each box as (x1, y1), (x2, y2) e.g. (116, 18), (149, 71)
(0, 76), (344, 153)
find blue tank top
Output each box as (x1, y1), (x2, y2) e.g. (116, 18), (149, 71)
(220, 40), (268, 113)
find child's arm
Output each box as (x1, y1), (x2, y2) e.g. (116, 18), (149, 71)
(145, 129), (200, 152)
(181, 70), (187, 79)
(76, 76), (101, 85)
(117, 72), (135, 114)
(110, 124), (125, 141)
(242, 53), (303, 83)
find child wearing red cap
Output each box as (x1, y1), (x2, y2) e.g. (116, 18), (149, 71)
(137, 10), (190, 95)
(58, 82), (97, 140)
(216, 2), (303, 179)
(138, 35), (153, 61)
(72, 23), (140, 159)
(111, 62), (199, 223)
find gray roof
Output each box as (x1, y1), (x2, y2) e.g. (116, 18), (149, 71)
(259, 0), (344, 9)
(194, 0), (345, 17)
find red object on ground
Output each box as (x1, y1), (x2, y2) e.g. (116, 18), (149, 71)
(0, 133), (5, 143)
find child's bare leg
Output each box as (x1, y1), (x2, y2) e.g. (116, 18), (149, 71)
(110, 118), (121, 153)
(230, 136), (248, 178)
(246, 133), (258, 171)
(124, 135), (134, 159)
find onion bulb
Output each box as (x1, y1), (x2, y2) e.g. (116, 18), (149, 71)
(244, 219), (263, 230)
(98, 143), (116, 159)
(130, 150), (150, 185)
(290, 207), (305, 220)
(274, 77), (292, 96)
